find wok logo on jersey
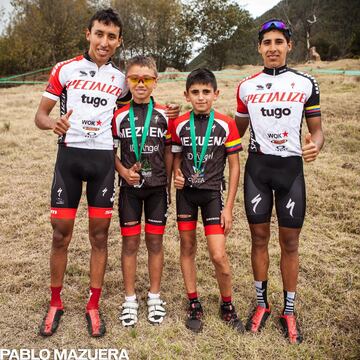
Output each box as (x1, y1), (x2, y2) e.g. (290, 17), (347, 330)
(261, 107), (291, 119)
(81, 94), (108, 107)
(245, 91), (306, 104)
(267, 131), (289, 145)
(119, 127), (167, 139)
(181, 136), (225, 147)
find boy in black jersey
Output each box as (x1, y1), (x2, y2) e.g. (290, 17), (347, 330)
(112, 56), (172, 326)
(171, 68), (244, 333)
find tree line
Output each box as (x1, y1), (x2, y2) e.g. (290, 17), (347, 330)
(1, 0), (359, 77)
(0, 0), (252, 76)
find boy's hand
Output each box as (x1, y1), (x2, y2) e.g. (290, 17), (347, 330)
(174, 168), (185, 189)
(302, 133), (319, 162)
(221, 206), (233, 236)
(53, 109), (72, 136)
(165, 103), (181, 119)
(123, 163), (141, 186)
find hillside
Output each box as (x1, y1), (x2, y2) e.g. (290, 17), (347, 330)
(188, 0), (360, 70)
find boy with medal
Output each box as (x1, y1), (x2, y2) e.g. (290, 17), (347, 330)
(171, 68), (244, 333)
(112, 56), (173, 327)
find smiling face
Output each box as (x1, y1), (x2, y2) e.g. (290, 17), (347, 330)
(185, 83), (219, 115)
(258, 30), (292, 68)
(86, 20), (122, 67)
(126, 65), (157, 103)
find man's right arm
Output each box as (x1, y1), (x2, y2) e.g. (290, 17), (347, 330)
(35, 96), (71, 135)
(235, 115), (250, 138)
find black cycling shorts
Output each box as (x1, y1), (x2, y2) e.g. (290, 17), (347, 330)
(50, 146), (115, 219)
(244, 153), (306, 228)
(176, 187), (224, 235)
(118, 186), (168, 236)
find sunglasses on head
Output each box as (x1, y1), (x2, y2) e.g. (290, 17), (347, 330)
(259, 20), (292, 37)
(126, 75), (156, 86)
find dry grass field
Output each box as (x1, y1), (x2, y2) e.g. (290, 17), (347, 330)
(0, 59), (359, 359)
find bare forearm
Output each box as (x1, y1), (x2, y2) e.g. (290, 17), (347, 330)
(165, 147), (173, 184)
(225, 155), (240, 209)
(173, 153), (182, 173)
(235, 115), (249, 138)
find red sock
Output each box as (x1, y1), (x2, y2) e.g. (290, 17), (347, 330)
(188, 292), (198, 301)
(221, 295), (232, 304)
(86, 287), (102, 310)
(50, 286), (63, 308)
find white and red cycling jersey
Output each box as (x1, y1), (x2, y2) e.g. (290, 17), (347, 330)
(236, 65), (321, 157)
(43, 52), (130, 150)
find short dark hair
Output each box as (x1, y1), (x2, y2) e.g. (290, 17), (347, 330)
(88, 8), (123, 37)
(186, 68), (217, 92)
(126, 55), (158, 77)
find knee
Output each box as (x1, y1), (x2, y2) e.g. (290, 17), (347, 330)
(281, 237), (299, 255)
(210, 252), (229, 275)
(252, 232), (269, 251)
(122, 238), (140, 257)
(180, 241), (196, 258)
(210, 251), (228, 270)
(90, 230), (108, 251)
(146, 236), (163, 255)
(52, 229), (71, 251)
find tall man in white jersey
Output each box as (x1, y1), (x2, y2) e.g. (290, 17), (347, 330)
(34, 8), (178, 338)
(235, 19), (324, 344)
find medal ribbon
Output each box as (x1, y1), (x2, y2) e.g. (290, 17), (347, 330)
(128, 98), (153, 162)
(189, 110), (215, 172)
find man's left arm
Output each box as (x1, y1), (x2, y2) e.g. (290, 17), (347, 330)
(302, 116), (324, 162)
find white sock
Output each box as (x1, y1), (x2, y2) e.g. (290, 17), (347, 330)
(125, 294), (137, 302)
(148, 291), (160, 299)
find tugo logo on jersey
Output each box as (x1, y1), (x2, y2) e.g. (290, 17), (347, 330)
(261, 107), (291, 119)
(81, 94), (108, 107)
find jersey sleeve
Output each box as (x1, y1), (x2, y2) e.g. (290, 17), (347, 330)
(43, 63), (66, 101)
(236, 82), (248, 117)
(116, 86), (132, 109)
(171, 119), (182, 153)
(225, 118), (242, 155)
(304, 76), (321, 119)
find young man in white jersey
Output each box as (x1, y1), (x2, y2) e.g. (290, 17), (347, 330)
(34, 8), (178, 337)
(235, 19), (324, 344)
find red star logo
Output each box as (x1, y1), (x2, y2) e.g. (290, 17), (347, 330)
(282, 131), (288, 137)
(96, 120), (102, 126)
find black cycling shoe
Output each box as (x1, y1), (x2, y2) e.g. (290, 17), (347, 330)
(220, 302), (245, 333)
(185, 301), (203, 333)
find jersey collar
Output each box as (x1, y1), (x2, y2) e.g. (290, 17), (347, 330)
(84, 51), (112, 66)
(263, 65), (288, 76)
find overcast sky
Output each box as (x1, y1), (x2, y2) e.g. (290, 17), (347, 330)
(0, 0), (282, 33)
